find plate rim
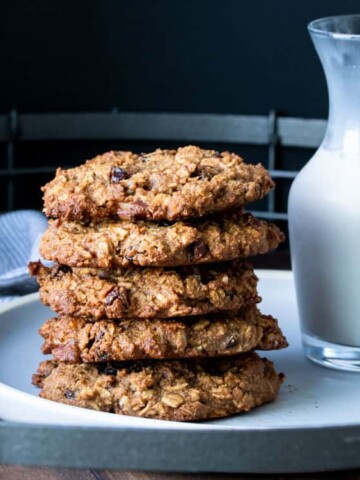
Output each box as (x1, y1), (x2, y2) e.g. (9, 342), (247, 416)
(1, 269), (360, 432)
(1, 420), (360, 473)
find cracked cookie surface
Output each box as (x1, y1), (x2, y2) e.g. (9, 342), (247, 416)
(30, 260), (259, 319)
(32, 352), (284, 421)
(42, 146), (274, 222)
(39, 306), (288, 363)
(40, 211), (284, 268)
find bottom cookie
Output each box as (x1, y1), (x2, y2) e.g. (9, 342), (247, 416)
(33, 353), (284, 422)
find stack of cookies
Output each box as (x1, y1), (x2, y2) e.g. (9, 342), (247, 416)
(30, 145), (287, 422)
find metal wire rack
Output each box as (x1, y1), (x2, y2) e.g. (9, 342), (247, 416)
(0, 109), (327, 220)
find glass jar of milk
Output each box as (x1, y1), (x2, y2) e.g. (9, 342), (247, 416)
(289, 15), (360, 371)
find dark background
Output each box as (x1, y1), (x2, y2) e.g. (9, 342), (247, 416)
(2, 0), (359, 116)
(0, 0), (358, 230)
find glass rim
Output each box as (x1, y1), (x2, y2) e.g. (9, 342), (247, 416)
(308, 14), (360, 39)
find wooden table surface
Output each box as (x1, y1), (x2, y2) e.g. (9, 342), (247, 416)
(1, 467), (360, 479)
(2, 251), (358, 479)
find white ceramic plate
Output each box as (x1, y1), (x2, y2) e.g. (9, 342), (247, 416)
(1, 270), (360, 431)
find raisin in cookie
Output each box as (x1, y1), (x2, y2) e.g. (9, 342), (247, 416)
(42, 146), (274, 222)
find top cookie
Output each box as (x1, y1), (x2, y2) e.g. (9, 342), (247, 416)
(42, 146), (274, 222)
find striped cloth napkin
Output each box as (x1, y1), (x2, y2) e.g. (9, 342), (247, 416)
(0, 210), (48, 303)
